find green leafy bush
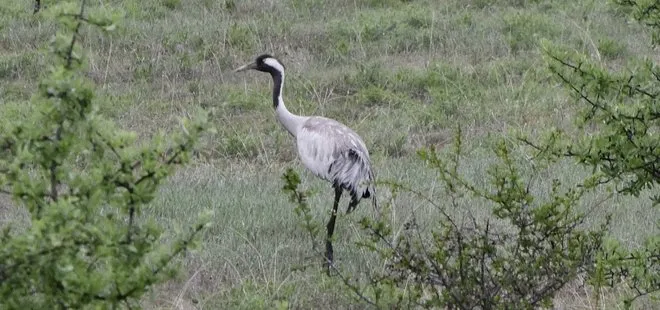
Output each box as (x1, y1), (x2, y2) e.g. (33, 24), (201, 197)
(0, 1), (210, 308)
(520, 0), (660, 303)
(284, 131), (609, 308)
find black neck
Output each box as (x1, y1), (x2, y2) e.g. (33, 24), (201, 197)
(271, 71), (283, 108)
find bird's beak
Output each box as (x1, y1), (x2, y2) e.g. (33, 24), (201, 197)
(233, 62), (257, 73)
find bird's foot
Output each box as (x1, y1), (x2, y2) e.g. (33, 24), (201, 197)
(323, 260), (332, 276)
(324, 245), (334, 276)
(323, 259), (340, 277)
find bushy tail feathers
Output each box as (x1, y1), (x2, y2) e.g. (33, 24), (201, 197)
(370, 185), (379, 217)
(341, 155), (378, 216)
(361, 171), (379, 217)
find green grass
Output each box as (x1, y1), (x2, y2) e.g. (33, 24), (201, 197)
(1, 0), (659, 308)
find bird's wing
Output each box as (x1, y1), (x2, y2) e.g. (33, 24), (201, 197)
(296, 119), (339, 181)
(297, 117), (374, 199)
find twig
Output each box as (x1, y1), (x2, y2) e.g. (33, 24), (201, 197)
(65, 0), (87, 69)
(48, 126), (63, 204)
(379, 180), (457, 229)
(309, 245), (378, 307)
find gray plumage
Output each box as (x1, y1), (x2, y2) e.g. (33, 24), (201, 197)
(298, 116), (376, 210)
(234, 54), (377, 274)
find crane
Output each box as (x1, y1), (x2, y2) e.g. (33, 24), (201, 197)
(234, 54), (377, 274)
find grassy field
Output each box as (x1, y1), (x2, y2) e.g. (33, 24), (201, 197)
(1, 0), (659, 308)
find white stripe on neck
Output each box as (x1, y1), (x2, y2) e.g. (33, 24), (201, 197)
(263, 57), (284, 75)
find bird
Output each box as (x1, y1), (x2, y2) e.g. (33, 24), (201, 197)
(234, 54), (377, 274)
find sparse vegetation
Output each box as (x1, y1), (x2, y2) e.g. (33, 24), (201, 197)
(1, 0), (658, 309)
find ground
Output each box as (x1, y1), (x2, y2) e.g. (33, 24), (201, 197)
(0, 0), (658, 308)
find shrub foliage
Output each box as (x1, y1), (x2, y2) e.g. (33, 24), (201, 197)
(284, 131), (609, 309)
(526, 0), (660, 305)
(0, 1), (210, 308)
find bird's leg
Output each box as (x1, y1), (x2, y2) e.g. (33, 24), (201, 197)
(324, 185), (342, 275)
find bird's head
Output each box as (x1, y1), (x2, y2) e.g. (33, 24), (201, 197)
(233, 54), (285, 75)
